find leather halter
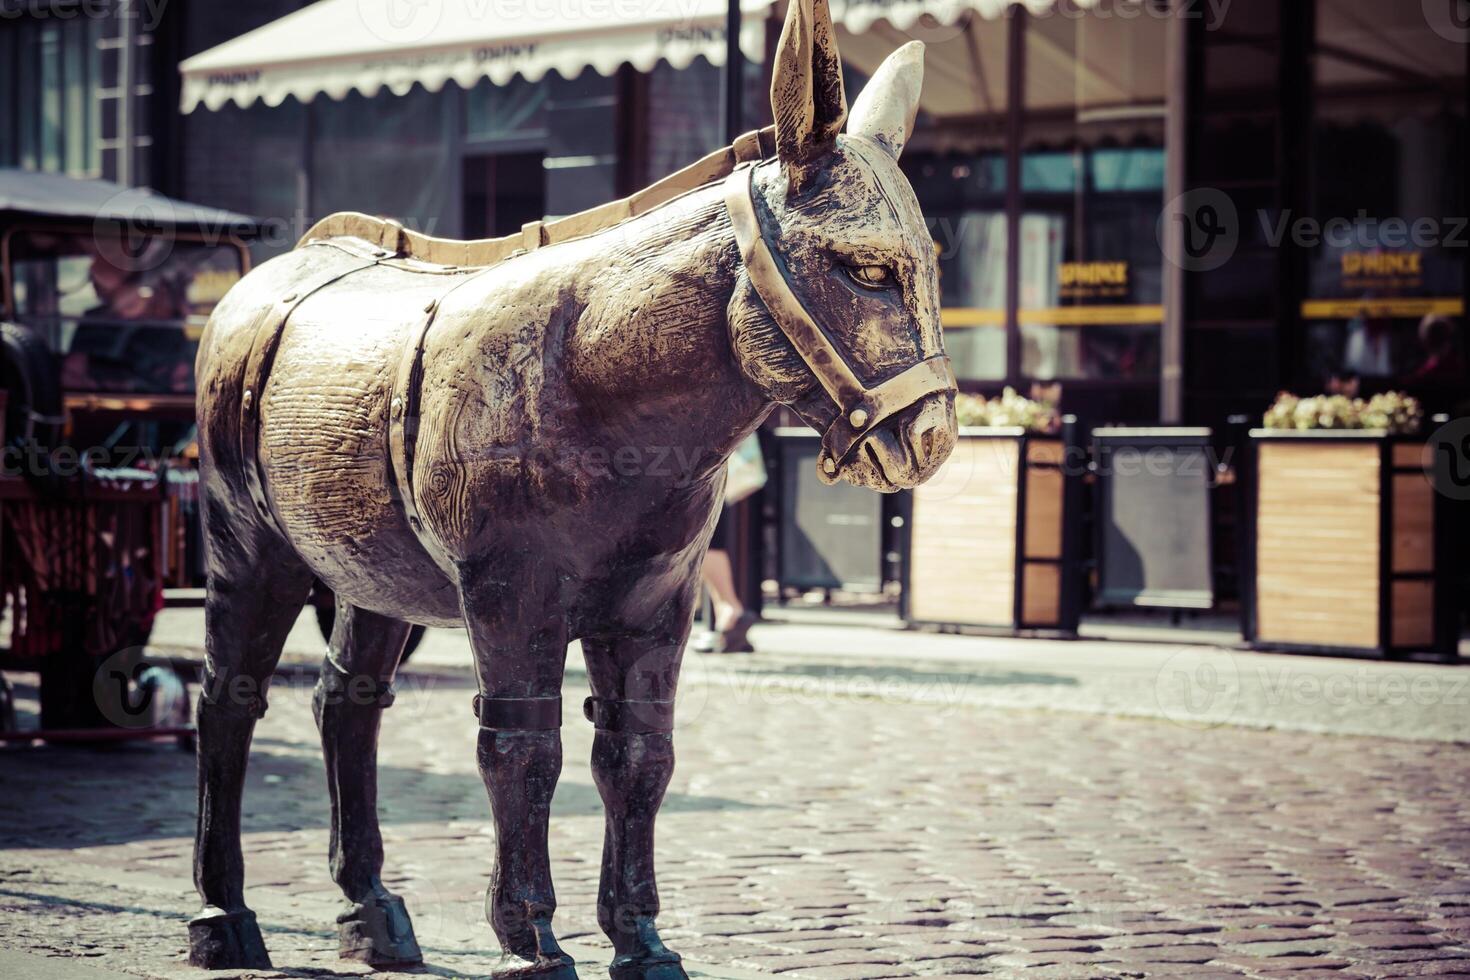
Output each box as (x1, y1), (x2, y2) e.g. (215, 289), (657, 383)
(722, 163), (955, 480)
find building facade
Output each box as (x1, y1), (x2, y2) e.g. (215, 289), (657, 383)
(2, 0), (1465, 430)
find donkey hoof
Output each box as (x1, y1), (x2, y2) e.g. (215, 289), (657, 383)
(492, 950), (579, 979)
(610, 952), (689, 980)
(187, 906), (272, 969)
(337, 891), (423, 966)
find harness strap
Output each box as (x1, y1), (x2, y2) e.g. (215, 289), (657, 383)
(724, 166), (865, 410)
(473, 694), (562, 731)
(201, 676), (268, 720)
(722, 164), (955, 478)
(387, 268), (494, 565)
(583, 697), (676, 734)
(316, 660), (397, 710)
(820, 356), (956, 471)
(239, 254), (381, 531)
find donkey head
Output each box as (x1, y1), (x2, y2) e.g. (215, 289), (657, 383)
(727, 0), (957, 492)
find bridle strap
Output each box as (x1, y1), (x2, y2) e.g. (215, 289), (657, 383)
(723, 164), (955, 477)
(821, 355), (955, 468)
(724, 165), (866, 409)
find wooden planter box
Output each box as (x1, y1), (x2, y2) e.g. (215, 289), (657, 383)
(1243, 430), (1452, 656)
(902, 427), (1080, 634)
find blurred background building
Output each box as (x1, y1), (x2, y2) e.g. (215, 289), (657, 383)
(1, 0), (1464, 633)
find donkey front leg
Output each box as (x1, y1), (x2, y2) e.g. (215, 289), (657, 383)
(460, 563), (578, 979)
(581, 629), (689, 980)
(313, 601), (422, 966)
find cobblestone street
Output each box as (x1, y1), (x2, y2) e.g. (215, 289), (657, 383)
(3, 624), (1469, 979)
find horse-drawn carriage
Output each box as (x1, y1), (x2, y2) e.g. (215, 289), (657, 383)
(0, 169), (253, 741)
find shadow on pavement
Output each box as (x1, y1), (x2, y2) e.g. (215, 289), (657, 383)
(0, 676), (762, 853)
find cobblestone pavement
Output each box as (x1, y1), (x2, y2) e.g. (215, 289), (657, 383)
(3, 640), (1470, 979)
(146, 608), (1470, 742)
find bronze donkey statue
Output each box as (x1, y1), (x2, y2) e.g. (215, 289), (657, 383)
(188, 0), (957, 975)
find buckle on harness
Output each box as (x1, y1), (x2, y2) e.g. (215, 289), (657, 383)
(317, 663), (396, 709)
(582, 697), (675, 734)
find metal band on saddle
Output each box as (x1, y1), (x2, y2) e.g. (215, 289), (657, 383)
(388, 266), (495, 567)
(582, 697), (675, 734)
(472, 694), (563, 731)
(239, 252), (382, 530)
(722, 164), (955, 479)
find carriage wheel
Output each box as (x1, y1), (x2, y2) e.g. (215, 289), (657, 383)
(0, 321), (63, 458)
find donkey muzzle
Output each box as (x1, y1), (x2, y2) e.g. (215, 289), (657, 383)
(833, 391), (957, 492)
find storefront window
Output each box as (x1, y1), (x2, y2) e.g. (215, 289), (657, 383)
(0, 17), (100, 176)
(888, 8), (1010, 384)
(1019, 1), (1166, 382)
(311, 87), (458, 239)
(1302, 1), (1466, 393)
(907, 153), (1008, 380)
(464, 75), (547, 145)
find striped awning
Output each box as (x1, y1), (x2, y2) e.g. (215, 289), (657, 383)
(180, 0), (1096, 113)
(180, 0), (773, 112)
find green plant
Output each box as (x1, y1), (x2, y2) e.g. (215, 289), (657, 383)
(1262, 390), (1422, 435)
(954, 387), (1062, 434)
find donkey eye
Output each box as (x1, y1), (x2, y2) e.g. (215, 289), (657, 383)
(845, 264), (896, 290)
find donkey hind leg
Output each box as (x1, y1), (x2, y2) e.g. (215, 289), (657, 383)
(582, 631), (688, 980)
(313, 601), (422, 966)
(189, 530), (314, 969)
(459, 564), (578, 980)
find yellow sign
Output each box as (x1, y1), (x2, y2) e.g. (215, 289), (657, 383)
(941, 308), (1005, 327)
(1341, 251), (1421, 278)
(1059, 261), (1129, 301)
(1060, 262), (1128, 286)
(1023, 305), (1163, 326)
(941, 305), (1165, 328)
(1339, 250), (1424, 291)
(1300, 297), (1463, 320)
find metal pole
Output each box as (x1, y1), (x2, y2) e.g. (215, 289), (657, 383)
(1159, 0), (1189, 423)
(116, 4), (135, 186)
(722, 0), (743, 142)
(1004, 9), (1023, 386)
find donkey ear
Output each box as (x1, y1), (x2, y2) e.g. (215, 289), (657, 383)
(848, 41), (924, 160)
(770, 0), (848, 195)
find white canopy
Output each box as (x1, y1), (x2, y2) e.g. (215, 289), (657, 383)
(180, 0), (1093, 113)
(180, 0), (773, 112)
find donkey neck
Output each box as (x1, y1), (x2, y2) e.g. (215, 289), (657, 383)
(562, 180), (772, 462)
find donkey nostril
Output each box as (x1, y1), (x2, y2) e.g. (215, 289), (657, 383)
(908, 419), (938, 470)
(920, 426), (938, 467)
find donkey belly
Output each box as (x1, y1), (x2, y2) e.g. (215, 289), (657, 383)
(257, 259), (466, 626)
